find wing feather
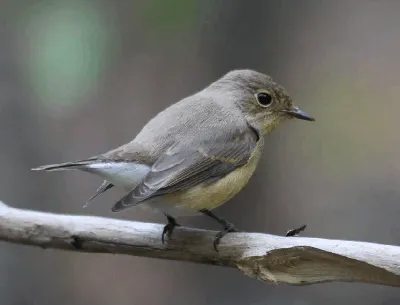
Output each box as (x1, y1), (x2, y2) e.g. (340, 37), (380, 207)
(111, 127), (258, 212)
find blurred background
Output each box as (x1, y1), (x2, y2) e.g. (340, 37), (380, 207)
(0, 0), (399, 304)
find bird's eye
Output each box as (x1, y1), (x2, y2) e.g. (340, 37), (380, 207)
(256, 92), (272, 107)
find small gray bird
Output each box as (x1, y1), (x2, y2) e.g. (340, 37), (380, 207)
(32, 69), (314, 249)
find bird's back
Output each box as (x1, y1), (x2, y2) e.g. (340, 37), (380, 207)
(104, 91), (248, 165)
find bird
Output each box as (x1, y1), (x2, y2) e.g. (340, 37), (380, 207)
(32, 69), (314, 250)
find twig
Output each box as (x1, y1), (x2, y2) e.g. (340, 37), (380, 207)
(0, 200), (399, 286)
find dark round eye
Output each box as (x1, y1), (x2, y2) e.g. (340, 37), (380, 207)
(256, 92), (272, 107)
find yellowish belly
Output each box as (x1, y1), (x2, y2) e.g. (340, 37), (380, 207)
(162, 138), (264, 211)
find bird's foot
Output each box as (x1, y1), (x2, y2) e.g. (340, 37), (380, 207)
(161, 214), (181, 244)
(285, 224), (307, 237)
(213, 221), (241, 251)
(198, 209), (241, 251)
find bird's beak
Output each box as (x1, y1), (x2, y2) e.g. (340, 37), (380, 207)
(281, 106), (315, 121)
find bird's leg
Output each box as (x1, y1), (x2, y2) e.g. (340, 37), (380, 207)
(285, 224), (307, 237)
(161, 213), (181, 244)
(199, 209), (240, 251)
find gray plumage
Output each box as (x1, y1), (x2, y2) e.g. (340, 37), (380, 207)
(83, 181), (114, 208)
(32, 69), (314, 217)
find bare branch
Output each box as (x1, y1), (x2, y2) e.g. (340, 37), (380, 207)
(0, 200), (399, 287)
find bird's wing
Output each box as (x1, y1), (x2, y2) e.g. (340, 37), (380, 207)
(111, 127), (259, 212)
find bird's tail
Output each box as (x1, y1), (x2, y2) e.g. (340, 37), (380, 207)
(31, 158), (96, 171)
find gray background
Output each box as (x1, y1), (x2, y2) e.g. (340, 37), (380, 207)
(0, 0), (399, 304)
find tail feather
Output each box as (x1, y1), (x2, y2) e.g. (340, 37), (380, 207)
(31, 158), (96, 171)
(83, 181), (114, 208)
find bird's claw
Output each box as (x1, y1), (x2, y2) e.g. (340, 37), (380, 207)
(161, 215), (181, 244)
(213, 222), (240, 251)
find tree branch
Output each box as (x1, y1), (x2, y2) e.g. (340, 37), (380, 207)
(0, 200), (399, 287)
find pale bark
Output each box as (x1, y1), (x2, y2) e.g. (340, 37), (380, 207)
(0, 201), (399, 287)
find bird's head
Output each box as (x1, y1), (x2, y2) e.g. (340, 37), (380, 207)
(211, 69), (315, 135)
